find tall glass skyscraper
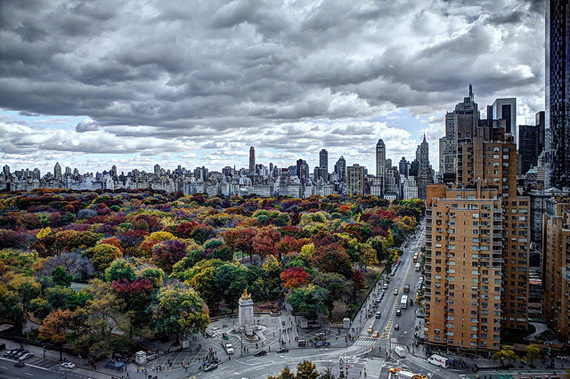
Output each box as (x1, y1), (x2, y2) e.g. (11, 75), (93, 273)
(546, 0), (570, 189)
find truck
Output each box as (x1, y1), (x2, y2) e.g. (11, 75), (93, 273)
(427, 354), (449, 368)
(400, 295), (408, 309)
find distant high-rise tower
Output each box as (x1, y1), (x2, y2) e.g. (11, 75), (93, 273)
(54, 162), (62, 179)
(492, 98), (517, 140)
(334, 156), (346, 182)
(439, 84), (480, 182)
(546, 0), (570, 189)
(319, 149), (329, 180)
(518, 111), (546, 176)
(154, 164), (161, 176)
(398, 157), (410, 178)
(249, 147), (255, 175)
(376, 139), (386, 193)
(2, 165), (10, 179)
(416, 134), (433, 199)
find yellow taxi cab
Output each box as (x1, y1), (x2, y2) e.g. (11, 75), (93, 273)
(371, 330), (380, 338)
(389, 368), (401, 374)
(367, 326), (373, 334)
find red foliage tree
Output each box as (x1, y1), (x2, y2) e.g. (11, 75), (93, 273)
(252, 227), (282, 261)
(352, 270), (365, 292)
(223, 227), (257, 263)
(280, 266), (310, 289)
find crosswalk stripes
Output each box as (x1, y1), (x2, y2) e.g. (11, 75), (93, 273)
(27, 357), (60, 369)
(354, 339), (377, 347)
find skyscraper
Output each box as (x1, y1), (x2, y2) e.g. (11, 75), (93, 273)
(334, 156), (346, 182)
(416, 134), (433, 199)
(492, 98), (517, 140)
(249, 147), (255, 175)
(2, 165), (10, 179)
(439, 85), (480, 182)
(376, 138), (386, 193)
(546, 0), (570, 189)
(398, 157), (410, 178)
(54, 162), (62, 179)
(518, 112), (545, 176)
(296, 159), (309, 185)
(319, 149), (329, 180)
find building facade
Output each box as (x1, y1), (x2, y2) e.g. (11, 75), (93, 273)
(347, 164), (365, 195)
(424, 95), (530, 352)
(542, 198), (570, 341)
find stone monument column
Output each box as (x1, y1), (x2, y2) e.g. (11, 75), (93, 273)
(238, 289), (254, 336)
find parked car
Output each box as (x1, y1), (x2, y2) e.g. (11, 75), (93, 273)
(13, 350), (28, 359)
(276, 347), (289, 353)
(3, 350), (16, 357)
(383, 283), (389, 290)
(202, 363), (218, 372)
(61, 362), (76, 369)
(19, 352), (34, 361)
(254, 350), (267, 357)
(222, 342), (234, 355)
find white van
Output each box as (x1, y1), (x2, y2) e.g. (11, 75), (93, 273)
(415, 263), (421, 272)
(427, 354), (448, 368)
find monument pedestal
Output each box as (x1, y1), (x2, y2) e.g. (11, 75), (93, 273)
(238, 289), (254, 337)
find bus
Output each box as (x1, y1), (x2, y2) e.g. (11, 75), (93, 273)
(400, 295), (408, 309)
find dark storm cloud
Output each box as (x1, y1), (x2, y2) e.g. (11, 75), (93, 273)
(0, 0), (545, 164)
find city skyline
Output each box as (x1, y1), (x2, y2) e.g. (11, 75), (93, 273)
(1, 1), (546, 173)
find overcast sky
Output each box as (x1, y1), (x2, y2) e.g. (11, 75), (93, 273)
(0, 0), (545, 174)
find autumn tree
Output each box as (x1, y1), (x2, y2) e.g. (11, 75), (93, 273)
(152, 239), (188, 272)
(351, 270), (365, 293)
(39, 309), (79, 359)
(148, 280), (210, 342)
(252, 227), (282, 261)
(223, 227), (257, 263)
(296, 360), (319, 379)
(83, 244), (123, 271)
(310, 243), (353, 278)
(280, 267), (310, 289)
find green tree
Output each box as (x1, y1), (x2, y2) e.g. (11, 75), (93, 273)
(148, 280), (210, 342)
(52, 266), (73, 287)
(214, 263), (249, 312)
(289, 285), (329, 320)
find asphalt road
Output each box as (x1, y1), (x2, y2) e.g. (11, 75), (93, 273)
(0, 357), (88, 379)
